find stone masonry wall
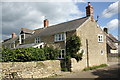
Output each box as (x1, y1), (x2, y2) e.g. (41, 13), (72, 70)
(0, 60), (61, 79)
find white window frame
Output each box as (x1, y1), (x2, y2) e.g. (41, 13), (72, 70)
(54, 33), (65, 42)
(35, 37), (40, 44)
(98, 34), (103, 42)
(19, 34), (25, 44)
(58, 49), (65, 59)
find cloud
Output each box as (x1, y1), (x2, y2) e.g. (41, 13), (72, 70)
(2, 2), (84, 40)
(101, 1), (120, 18)
(106, 19), (118, 30)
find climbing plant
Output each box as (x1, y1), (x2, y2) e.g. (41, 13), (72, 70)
(66, 35), (83, 61)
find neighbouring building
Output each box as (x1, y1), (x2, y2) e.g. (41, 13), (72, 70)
(2, 2), (108, 68)
(103, 28), (119, 54)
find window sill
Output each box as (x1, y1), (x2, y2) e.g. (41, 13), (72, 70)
(57, 58), (65, 60)
(54, 40), (65, 42)
(98, 41), (104, 43)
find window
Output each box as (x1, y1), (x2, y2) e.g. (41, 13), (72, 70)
(98, 34), (103, 42)
(19, 34), (25, 44)
(55, 33), (65, 42)
(35, 37), (40, 43)
(58, 49), (65, 59)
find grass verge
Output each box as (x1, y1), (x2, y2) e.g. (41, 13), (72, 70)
(83, 64), (108, 71)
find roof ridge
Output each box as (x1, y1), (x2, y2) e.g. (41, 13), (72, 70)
(48, 17), (88, 27)
(34, 17), (88, 31)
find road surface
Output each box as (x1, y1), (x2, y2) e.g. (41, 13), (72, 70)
(52, 62), (119, 79)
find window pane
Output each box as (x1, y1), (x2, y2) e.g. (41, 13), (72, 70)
(21, 35), (24, 39)
(59, 53), (61, 58)
(59, 34), (61, 40)
(61, 50), (65, 58)
(61, 34), (64, 40)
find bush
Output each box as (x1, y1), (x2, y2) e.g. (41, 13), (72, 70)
(1, 47), (59, 62)
(43, 46), (60, 60)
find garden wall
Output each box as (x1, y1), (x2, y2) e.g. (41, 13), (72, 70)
(0, 60), (61, 79)
(70, 58), (87, 72)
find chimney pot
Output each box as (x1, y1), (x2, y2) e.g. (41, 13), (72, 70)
(44, 19), (49, 27)
(12, 32), (17, 38)
(88, 2), (91, 6)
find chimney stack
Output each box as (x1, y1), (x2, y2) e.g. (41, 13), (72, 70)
(44, 19), (49, 27)
(12, 32), (17, 38)
(86, 2), (94, 21)
(103, 28), (108, 34)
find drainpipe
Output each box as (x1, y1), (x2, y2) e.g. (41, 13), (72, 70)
(86, 39), (89, 67)
(64, 32), (67, 68)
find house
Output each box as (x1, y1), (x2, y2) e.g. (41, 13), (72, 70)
(2, 2), (107, 67)
(103, 27), (119, 54)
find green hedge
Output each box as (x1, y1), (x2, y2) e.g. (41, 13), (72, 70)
(1, 47), (59, 62)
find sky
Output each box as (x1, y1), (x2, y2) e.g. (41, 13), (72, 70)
(1, 0), (120, 42)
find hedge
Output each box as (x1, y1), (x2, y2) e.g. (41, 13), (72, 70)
(1, 47), (60, 62)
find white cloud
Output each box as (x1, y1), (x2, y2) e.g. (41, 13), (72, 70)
(106, 19), (118, 30)
(2, 2), (84, 40)
(102, 1), (120, 18)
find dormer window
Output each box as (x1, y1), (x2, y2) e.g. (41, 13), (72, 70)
(55, 33), (65, 42)
(19, 33), (25, 44)
(98, 34), (103, 42)
(35, 37), (40, 43)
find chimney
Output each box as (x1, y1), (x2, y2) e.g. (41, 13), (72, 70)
(12, 32), (17, 38)
(44, 19), (49, 27)
(86, 2), (94, 21)
(103, 28), (108, 34)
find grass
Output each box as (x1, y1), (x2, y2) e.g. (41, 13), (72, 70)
(83, 64), (108, 71)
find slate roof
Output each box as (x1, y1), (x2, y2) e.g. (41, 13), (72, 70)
(16, 43), (35, 48)
(107, 34), (118, 43)
(21, 28), (34, 34)
(106, 37), (117, 49)
(35, 17), (89, 37)
(3, 36), (19, 44)
(106, 33), (119, 49)
(24, 17), (89, 40)
(3, 17), (89, 44)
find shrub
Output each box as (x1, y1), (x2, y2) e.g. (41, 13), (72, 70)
(43, 46), (60, 60)
(1, 47), (59, 62)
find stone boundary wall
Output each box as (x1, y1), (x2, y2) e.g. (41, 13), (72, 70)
(107, 57), (119, 62)
(0, 60), (61, 79)
(70, 58), (87, 72)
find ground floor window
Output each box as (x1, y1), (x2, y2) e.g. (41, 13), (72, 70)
(58, 49), (65, 59)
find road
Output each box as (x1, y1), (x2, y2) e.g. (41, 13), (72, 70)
(51, 62), (119, 79)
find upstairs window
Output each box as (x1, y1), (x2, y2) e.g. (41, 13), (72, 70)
(19, 34), (25, 44)
(98, 34), (103, 42)
(55, 33), (65, 42)
(35, 37), (40, 43)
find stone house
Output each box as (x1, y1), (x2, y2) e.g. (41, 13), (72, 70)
(2, 2), (107, 68)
